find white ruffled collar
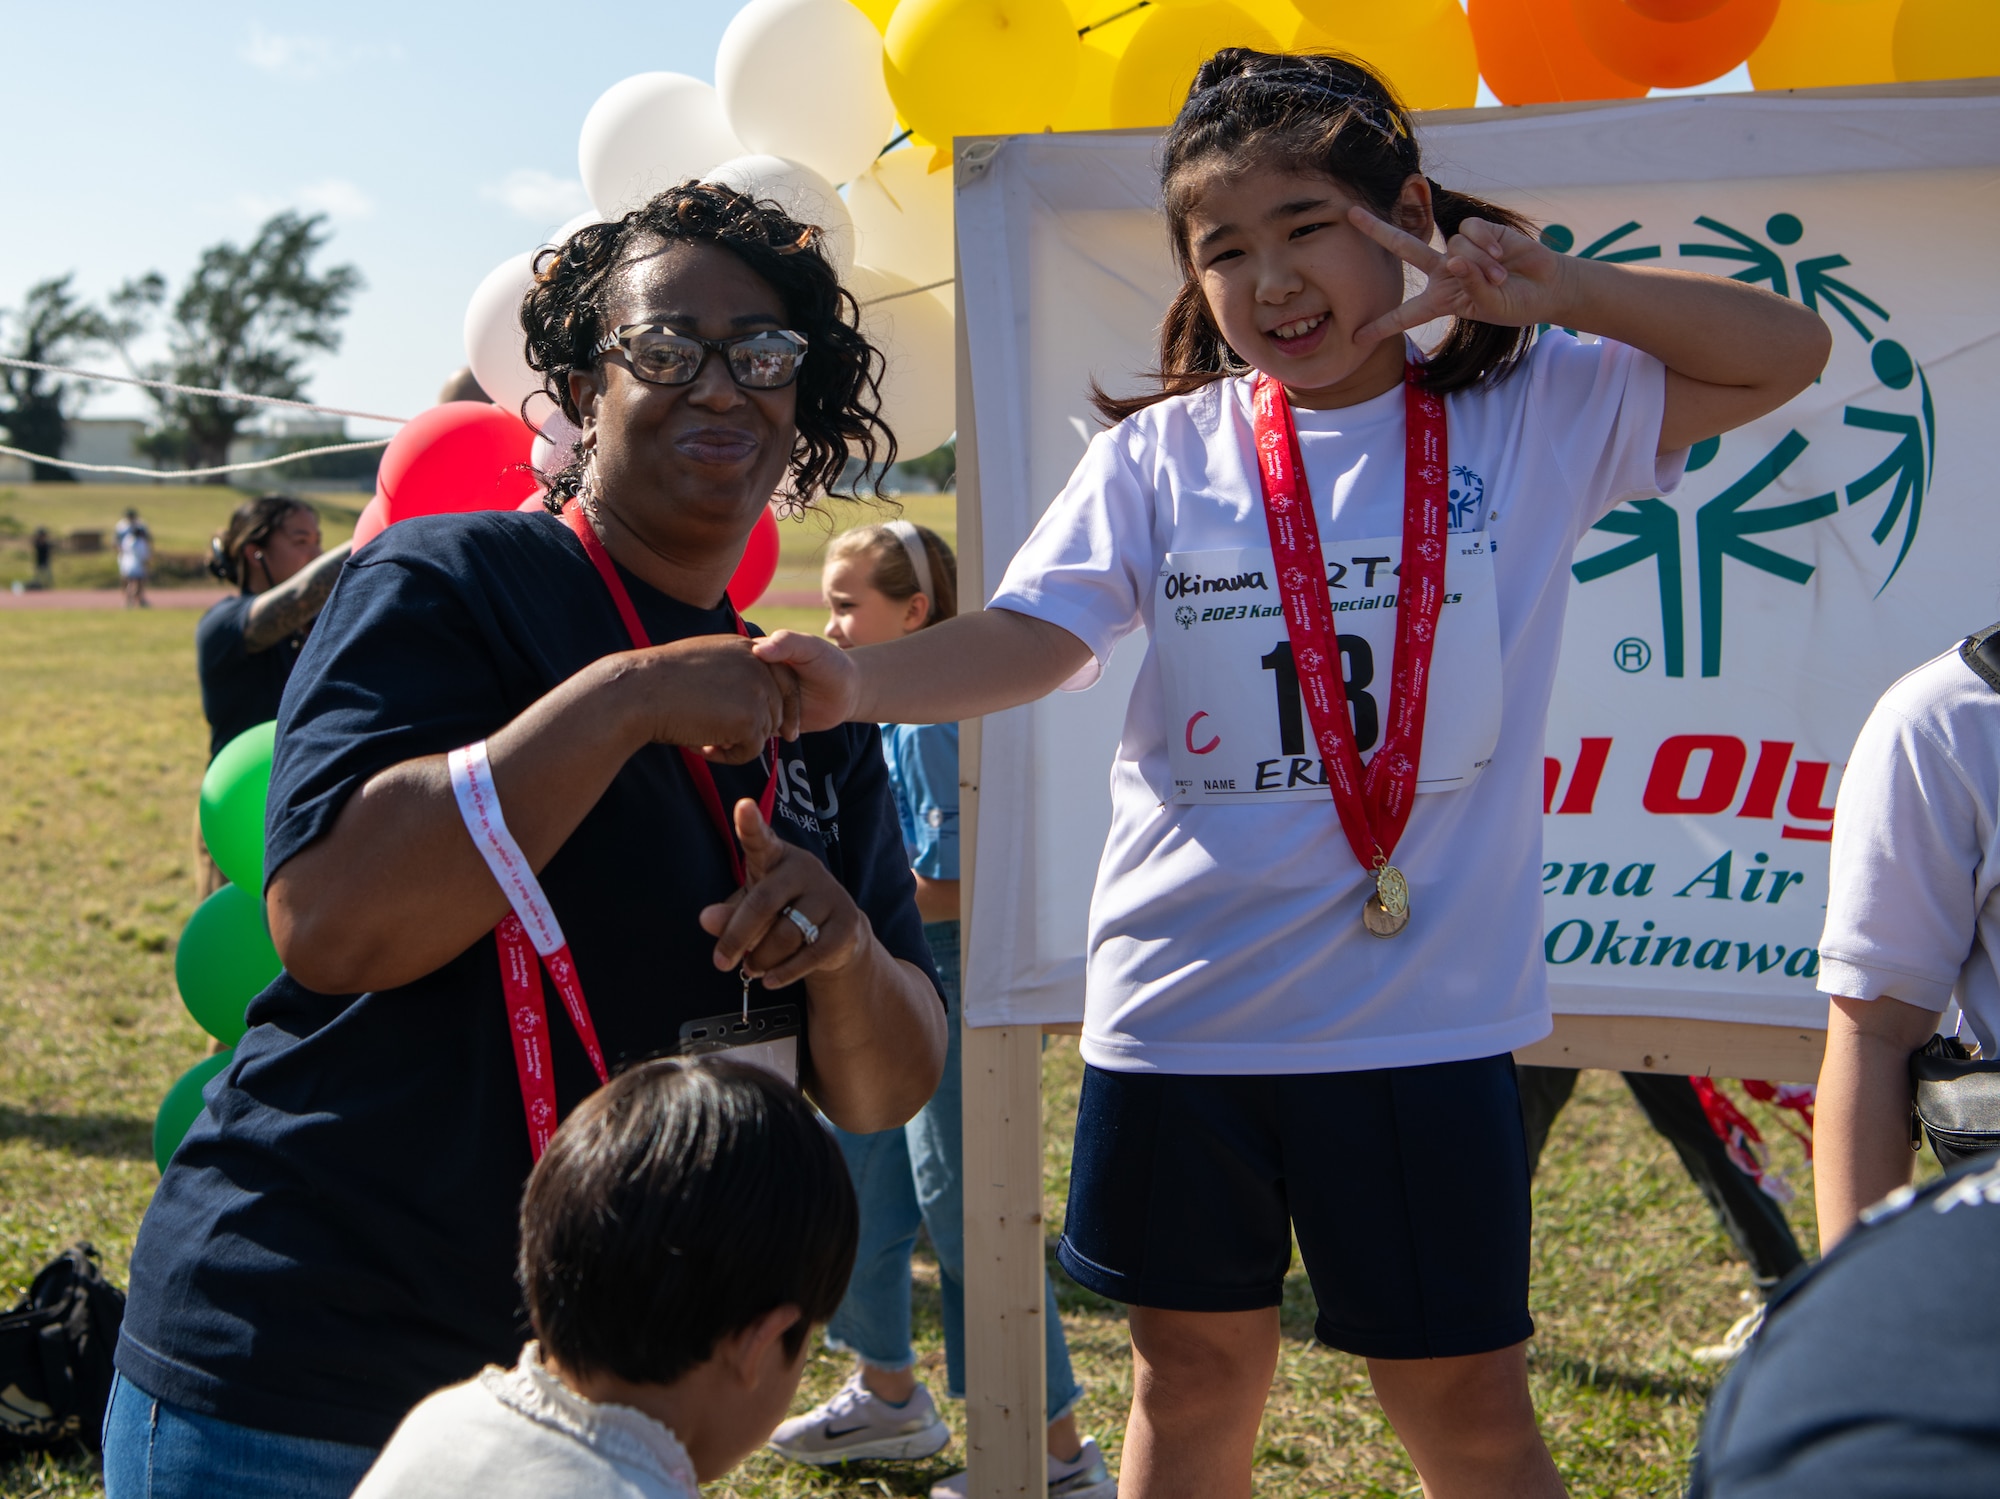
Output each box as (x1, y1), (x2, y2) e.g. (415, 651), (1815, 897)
(480, 1342), (701, 1495)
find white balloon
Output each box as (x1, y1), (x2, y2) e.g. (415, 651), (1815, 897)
(716, 0), (898, 187)
(846, 146), (955, 295)
(579, 73), (744, 218)
(708, 154), (856, 276)
(464, 252), (556, 430)
(531, 407), (583, 475)
(549, 210), (603, 245)
(847, 264), (956, 460)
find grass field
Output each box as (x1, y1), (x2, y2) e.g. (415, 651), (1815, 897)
(0, 486), (1840, 1498)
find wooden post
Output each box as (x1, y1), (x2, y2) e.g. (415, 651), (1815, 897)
(955, 224), (1051, 1499)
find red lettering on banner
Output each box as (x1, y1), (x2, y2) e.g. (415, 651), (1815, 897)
(1544, 757), (1561, 814)
(1643, 735), (1748, 815)
(1782, 761), (1839, 841)
(1736, 741), (1794, 819)
(1556, 738), (1613, 815)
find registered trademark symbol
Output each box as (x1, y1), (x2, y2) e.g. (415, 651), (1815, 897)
(1614, 638), (1652, 673)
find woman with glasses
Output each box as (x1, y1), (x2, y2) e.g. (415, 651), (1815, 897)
(106, 183), (948, 1499)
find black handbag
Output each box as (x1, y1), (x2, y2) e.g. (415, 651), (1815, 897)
(0, 1243), (126, 1454)
(1911, 1033), (2000, 1167)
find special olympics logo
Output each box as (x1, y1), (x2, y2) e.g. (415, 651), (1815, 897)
(1411, 618), (1434, 642)
(1417, 538), (1441, 561)
(1267, 491), (1293, 513)
(513, 1006), (542, 1035)
(1174, 605), (1196, 629)
(1298, 647), (1326, 673)
(1283, 566), (1309, 590)
(1448, 466), (1484, 529)
(1418, 463), (1443, 485)
(529, 1098), (554, 1126)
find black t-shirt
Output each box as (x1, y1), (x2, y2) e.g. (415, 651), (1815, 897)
(118, 510), (938, 1447)
(1688, 1149), (2000, 1497)
(194, 593), (306, 760)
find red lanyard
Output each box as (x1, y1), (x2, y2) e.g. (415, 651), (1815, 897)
(561, 503), (780, 878)
(1251, 363), (1449, 929)
(480, 505), (780, 1161)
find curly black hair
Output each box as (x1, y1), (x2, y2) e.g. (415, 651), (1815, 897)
(520, 181), (895, 509)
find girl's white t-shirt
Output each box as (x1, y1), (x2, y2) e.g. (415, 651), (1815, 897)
(989, 334), (1685, 1075)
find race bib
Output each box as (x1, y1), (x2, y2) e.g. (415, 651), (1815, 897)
(1158, 535), (1502, 803)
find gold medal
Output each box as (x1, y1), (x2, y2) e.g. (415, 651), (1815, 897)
(1362, 862), (1410, 938)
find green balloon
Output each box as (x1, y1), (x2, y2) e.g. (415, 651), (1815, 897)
(154, 1050), (234, 1173)
(175, 882), (281, 1046)
(200, 721), (277, 894)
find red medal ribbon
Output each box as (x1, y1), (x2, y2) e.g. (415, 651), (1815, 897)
(1250, 362), (1449, 876)
(472, 505), (781, 1160)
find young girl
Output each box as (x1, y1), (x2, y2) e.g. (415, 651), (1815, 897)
(759, 50), (1829, 1498)
(770, 521), (1116, 1499)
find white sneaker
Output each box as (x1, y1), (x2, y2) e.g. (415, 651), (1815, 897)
(928, 1436), (1118, 1499)
(768, 1370), (953, 1465)
(1691, 1303), (1767, 1365)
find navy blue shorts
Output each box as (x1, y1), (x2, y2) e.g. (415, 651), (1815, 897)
(1056, 1053), (1533, 1361)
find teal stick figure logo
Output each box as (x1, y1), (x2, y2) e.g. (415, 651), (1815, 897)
(1552, 210), (1936, 677)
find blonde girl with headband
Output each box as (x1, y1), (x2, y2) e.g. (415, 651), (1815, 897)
(758, 48), (1829, 1498)
(769, 521), (1115, 1498)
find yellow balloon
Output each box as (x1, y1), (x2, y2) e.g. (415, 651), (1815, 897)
(1055, 4), (1146, 131)
(1109, 1), (1283, 129)
(1893, 0), (2000, 81)
(885, 0), (1082, 142)
(850, 0), (899, 31)
(1288, 0), (1477, 111)
(1748, 0), (1898, 89)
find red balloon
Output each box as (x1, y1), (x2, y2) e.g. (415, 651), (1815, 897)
(350, 492), (389, 551)
(728, 508), (781, 612)
(377, 402), (540, 523)
(1571, 0), (1780, 87)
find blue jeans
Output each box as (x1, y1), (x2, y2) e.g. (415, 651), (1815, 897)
(826, 921), (1081, 1423)
(102, 1373), (379, 1499)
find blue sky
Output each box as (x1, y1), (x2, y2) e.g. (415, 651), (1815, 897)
(2, 3), (1745, 442)
(2, 2), (755, 436)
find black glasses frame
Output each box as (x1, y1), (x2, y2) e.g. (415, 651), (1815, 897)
(592, 324), (809, 389)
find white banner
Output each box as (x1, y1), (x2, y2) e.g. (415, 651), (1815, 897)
(955, 84), (2000, 1028)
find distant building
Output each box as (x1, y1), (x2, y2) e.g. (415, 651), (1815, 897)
(0, 418), (159, 483)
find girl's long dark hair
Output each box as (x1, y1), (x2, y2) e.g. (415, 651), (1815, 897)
(1094, 49), (1537, 425)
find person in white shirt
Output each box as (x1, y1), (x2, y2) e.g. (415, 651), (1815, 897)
(759, 48), (1828, 1499)
(116, 507), (152, 609)
(1814, 629), (2000, 1248)
(352, 1057), (857, 1499)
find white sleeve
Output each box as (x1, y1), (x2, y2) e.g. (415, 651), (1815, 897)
(1527, 335), (1687, 537)
(1817, 696), (1980, 1014)
(987, 423), (1155, 691)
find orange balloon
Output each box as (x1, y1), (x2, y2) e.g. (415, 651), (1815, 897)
(1468, 0), (1648, 103)
(1625, 0), (1728, 18)
(1571, 0), (1781, 87)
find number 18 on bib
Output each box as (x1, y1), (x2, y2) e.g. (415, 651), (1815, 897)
(1157, 367), (1502, 936)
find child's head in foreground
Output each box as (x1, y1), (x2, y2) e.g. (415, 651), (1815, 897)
(518, 1056), (857, 1480)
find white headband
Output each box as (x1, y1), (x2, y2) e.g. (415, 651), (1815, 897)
(885, 520), (934, 606)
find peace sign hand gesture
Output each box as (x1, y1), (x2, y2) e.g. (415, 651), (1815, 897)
(1349, 206), (1574, 347)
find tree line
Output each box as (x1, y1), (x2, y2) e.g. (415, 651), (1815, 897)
(0, 212), (361, 480)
